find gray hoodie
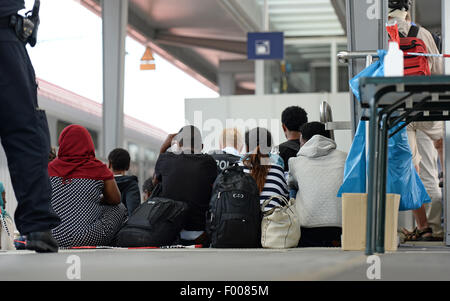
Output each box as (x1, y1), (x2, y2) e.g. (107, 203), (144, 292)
(288, 135), (347, 228)
(298, 135), (337, 158)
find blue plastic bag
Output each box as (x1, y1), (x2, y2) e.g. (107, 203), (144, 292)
(337, 120), (367, 195)
(349, 50), (386, 101)
(338, 51), (386, 197)
(338, 50), (430, 211)
(386, 123), (430, 210)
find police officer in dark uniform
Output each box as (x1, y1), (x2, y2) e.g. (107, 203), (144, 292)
(0, 0), (60, 252)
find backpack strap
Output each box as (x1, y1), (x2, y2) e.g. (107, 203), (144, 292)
(148, 183), (162, 199)
(407, 25), (419, 38)
(221, 163), (244, 175)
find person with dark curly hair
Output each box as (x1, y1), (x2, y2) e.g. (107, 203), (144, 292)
(108, 148), (141, 216)
(277, 106), (308, 171)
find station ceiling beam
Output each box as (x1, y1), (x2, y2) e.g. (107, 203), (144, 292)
(85, 0), (219, 92)
(331, 0), (347, 34)
(154, 33), (247, 55)
(217, 0), (263, 32)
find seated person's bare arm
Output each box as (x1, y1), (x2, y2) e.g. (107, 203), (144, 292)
(102, 179), (121, 205)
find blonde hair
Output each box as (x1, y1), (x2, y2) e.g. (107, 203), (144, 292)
(220, 128), (243, 152)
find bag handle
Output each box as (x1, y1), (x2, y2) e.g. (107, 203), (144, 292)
(261, 195), (290, 212)
(0, 214), (12, 239)
(223, 162), (244, 174)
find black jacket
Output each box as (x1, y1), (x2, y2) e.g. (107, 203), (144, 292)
(0, 0), (24, 18)
(154, 152), (218, 231)
(278, 139), (301, 171)
(209, 150), (241, 172)
(115, 175), (141, 216)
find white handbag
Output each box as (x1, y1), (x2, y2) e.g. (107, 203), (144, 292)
(0, 214), (15, 251)
(261, 195), (301, 249)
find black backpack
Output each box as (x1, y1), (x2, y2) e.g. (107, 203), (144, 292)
(115, 196), (189, 247)
(206, 165), (262, 248)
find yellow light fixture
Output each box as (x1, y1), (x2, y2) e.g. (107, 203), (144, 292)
(140, 46), (156, 70)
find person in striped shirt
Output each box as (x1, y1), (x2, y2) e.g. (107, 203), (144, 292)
(238, 127), (288, 211)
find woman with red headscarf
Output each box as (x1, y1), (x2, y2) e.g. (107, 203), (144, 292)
(48, 125), (126, 247)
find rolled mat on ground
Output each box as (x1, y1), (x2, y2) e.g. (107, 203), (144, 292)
(62, 245), (203, 250)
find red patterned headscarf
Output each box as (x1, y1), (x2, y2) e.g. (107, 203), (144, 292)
(48, 125), (113, 181)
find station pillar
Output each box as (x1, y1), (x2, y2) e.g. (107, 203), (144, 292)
(443, 0), (450, 246)
(345, 0), (388, 133)
(101, 0), (128, 157)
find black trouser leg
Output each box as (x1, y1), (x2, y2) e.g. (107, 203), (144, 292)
(298, 227), (342, 247)
(0, 28), (60, 234)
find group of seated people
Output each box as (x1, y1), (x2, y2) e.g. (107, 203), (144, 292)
(47, 106), (347, 248)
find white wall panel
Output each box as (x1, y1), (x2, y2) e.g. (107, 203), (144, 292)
(186, 92), (352, 154)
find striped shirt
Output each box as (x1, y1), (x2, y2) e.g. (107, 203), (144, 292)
(238, 161), (289, 211)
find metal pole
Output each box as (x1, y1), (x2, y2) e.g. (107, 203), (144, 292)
(102, 0), (128, 157)
(218, 72), (236, 96)
(366, 90), (379, 255)
(376, 114), (389, 254)
(345, 0), (388, 135)
(337, 51), (379, 63)
(255, 0), (268, 95)
(331, 40), (338, 94)
(446, 119), (450, 247)
(366, 55), (374, 68)
(443, 0), (450, 246)
(264, 0), (269, 31)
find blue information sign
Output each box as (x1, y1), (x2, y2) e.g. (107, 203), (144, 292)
(247, 32), (284, 60)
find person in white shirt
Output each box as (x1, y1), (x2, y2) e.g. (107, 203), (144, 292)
(389, 0), (444, 241)
(416, 131), (444, 239)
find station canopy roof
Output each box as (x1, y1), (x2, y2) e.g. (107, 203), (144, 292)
(256, 0), (344, 37)
(80, 0), (441, 94)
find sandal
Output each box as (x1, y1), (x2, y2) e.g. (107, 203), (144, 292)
(401, 227), (417, 241)
(403, 227), (441, 242)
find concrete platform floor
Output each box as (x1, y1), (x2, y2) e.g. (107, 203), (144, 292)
(0, 243), (449, 281)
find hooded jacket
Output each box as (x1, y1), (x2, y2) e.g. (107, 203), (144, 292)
(115, 175), (141, 216)
(288, 135), (347, 228)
